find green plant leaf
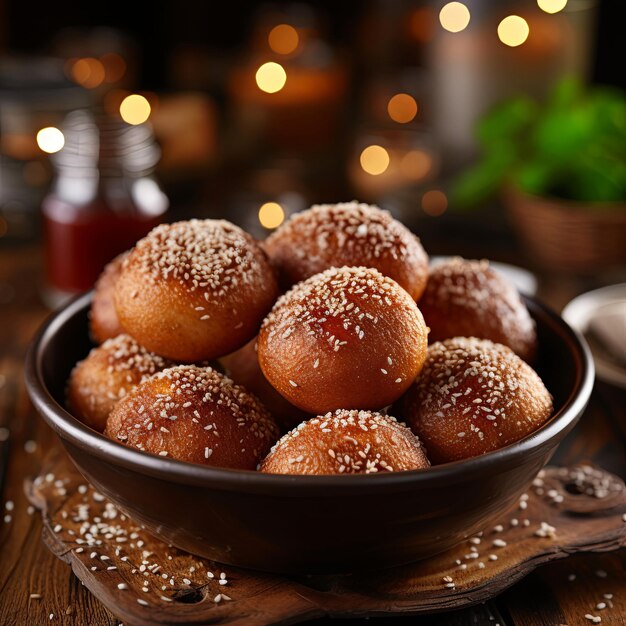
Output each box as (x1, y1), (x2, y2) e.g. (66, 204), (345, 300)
(546, 76), (583, 111)
(452, 77), (626, 206)
(476, 97), (537, 147)
(450, 148), (517, 209)
(514, 161), (556, 196)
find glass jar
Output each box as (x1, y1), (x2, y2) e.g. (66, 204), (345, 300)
(42, 109), (168, 307)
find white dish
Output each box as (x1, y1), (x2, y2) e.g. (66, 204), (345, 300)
(562, 283), (626, 389)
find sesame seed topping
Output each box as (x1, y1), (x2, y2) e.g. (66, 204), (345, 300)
(261, 409), (428, 475)
(264, 202), (426, 297)
(107, 365), (278, 466)
(261, 266), (420, 358)
(126, 219), (269, 311)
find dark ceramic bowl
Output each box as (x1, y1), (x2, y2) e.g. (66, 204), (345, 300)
(25, 292), (594, 575)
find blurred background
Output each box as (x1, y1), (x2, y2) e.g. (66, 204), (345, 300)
(0, 0), (624, 307)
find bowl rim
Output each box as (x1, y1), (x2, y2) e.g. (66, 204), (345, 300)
(25, 291), (595, 494)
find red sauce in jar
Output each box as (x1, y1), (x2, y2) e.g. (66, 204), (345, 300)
(43, 197), (162, 293)
(42, 110), (168, 299)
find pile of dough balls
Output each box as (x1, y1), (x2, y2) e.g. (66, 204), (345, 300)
(67, 202), (552, 474)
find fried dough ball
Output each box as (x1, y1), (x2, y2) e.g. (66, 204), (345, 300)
(219, 338), (309, 432)
(258, 266), (429, 414)
(90, 252), (127, 344)
(419, 258), (537, 362)
(263, 202), (429, 299)
(67, 334), (172, 432)
(114, 220), (279, 362)
(402, 337), (553, 464)
(105, 365), (279, 469)
(260, 410), (430, 475)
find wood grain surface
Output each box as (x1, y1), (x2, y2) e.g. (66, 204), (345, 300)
(1, 248), (625, 626)
(23, 452), (626, 625)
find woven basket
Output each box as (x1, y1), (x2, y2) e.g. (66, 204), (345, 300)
(505, 188), (626, 273)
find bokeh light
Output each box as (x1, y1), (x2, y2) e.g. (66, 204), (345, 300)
(409, 6), (435, 43)
(401, 150), (432, 181)
(360, 145), (390, 176)
(70, 57), (106, 89)
(258, 202), (286, 229)
(439, 2), (471, 33)
(36, 127), (65, 154)
(498, 16), (530, 47)
(422, 190), (448, 216)
(268, 24), (299, 55)
(388, 94), (418, 124)
(119, 94), (152, 125)
(537, 0), (567, 14)
(101, 52), (127, 83)
(255, 62), (287, 93)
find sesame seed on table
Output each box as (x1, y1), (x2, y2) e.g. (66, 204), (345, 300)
(1, 247), (626, 626)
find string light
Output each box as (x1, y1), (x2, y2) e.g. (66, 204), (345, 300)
(36, 127), (65, 154)
(258, 202), (285, 229)
(439, 2), (471, 33)
(388, 94), (418, 124)
(498, 16), (530, 47)
(360, 145), (390, 176)
(255, 62), (287, 93)
(119, 95), (151, 125)
(537, 0), (567, 14)
(268, 24), (299, 55)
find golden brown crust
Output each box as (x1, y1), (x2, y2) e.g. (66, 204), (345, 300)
(402, 337), (553, 464)
(219, 337), (310, 432)
(263, 202), (429, 299)
(67, 334), (173, 432)
(105, 365), (279, 469)
(114, 220), (279, 362)
(260, 410), (430, 475)
(89, 252), (127, 344)
(419, 258), (537, 362)
(258, 266), (429, 414)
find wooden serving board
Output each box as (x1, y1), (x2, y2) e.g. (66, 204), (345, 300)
(25, 453), (626, 626)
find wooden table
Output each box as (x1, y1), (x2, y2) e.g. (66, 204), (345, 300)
(1, 247), (625, 625)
